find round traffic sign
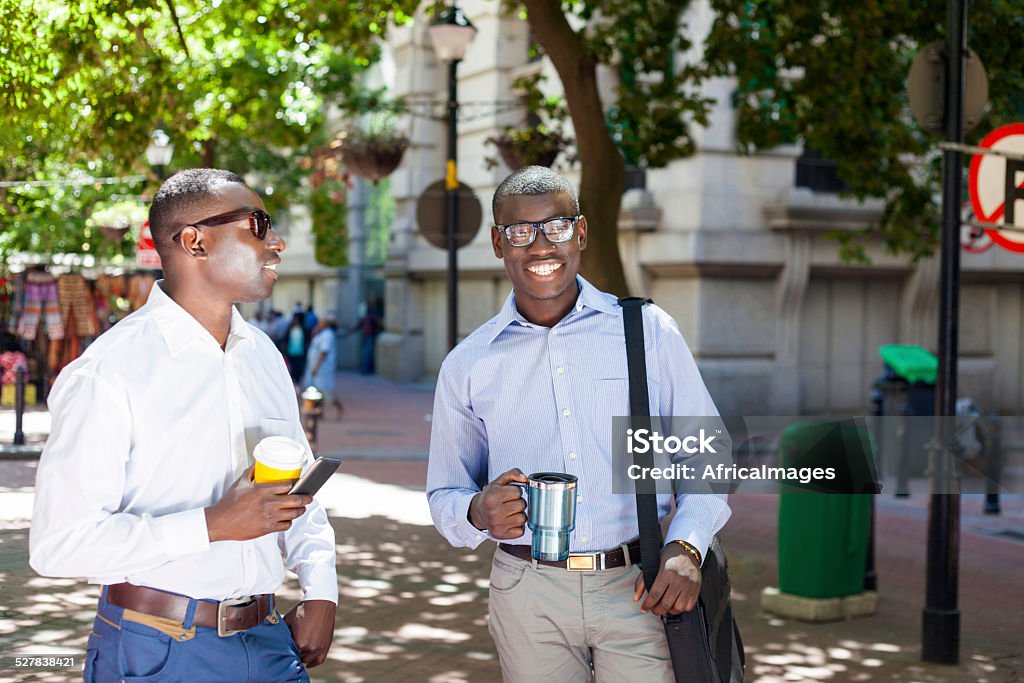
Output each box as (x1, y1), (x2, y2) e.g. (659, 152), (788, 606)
(415, 179), (483, 250)
(968, 123), (1024, 253)
(907, 42), (988, 137)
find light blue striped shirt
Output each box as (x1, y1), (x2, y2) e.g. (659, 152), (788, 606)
(426, 276), (731, 559)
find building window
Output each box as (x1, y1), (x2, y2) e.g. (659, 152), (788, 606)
(795, 147), (848, 194)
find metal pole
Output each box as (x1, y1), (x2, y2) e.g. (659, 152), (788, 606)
(983, 414), (1001, 515)
(446, 59), (460, 351)
(865, 385), (883, 592)
(13, 366), (26, 446)
(923, 0), (965, 665)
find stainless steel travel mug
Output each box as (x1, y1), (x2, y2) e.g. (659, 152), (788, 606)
(518, 472), (578, 561)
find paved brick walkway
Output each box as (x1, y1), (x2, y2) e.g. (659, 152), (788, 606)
(0, 371), (1022, 682)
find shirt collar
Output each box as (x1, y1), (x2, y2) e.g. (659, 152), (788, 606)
(148, 280), (255, 356)
(487, 275), (616, 344)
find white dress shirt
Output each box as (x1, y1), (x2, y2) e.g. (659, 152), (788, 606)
(427, 276), (731, 560)
(30, 282), (338, 603)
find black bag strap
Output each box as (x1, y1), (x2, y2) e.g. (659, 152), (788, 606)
(619, 297), (662, 592)
(619, 296), (719, 683)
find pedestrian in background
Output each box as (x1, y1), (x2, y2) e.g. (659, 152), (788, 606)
(303, 316), (343, 418)
(30, 168), (338, 681)
(353, 299), (382, 375)
(270, 308), (290, 347)
(283, 311), (308, 386)
(303, 304), (319, 334)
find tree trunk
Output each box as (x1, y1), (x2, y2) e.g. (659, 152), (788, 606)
(202, 139), (217, 167)
(522, 0), (629, 296)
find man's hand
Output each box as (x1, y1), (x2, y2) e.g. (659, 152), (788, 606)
(468, 468), (529, 539)
(633, 542), (702, 616)
(204, 466), (313, 542)
(283, 600), (336, 668)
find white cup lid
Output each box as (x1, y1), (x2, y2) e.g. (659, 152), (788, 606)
(253, 436), (307, 470)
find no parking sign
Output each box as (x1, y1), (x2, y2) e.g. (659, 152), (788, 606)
(135, 220), (162, 269)
(968, 123), (1024, 253)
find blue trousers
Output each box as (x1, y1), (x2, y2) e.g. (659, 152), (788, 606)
(83, 587), (309, 683)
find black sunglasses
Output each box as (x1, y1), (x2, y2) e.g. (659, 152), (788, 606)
(172, 209), (273, 242)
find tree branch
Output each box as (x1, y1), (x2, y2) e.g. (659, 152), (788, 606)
(162, 0), (191, 60)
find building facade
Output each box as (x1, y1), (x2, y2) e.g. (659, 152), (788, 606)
(375, 0), (1024, 416)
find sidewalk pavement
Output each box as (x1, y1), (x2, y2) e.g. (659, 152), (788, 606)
(0, 371), (1022, 682)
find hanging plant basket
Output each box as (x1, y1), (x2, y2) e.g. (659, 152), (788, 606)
(339, 129), (409, 184)
(86, 200), (148, 244)
(97, 226), (131, 243)
(489, 128), (568, 170)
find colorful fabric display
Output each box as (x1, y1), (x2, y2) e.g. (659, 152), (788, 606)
(17, 271), (64, 341)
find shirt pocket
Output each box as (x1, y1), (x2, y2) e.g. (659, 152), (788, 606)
(586, 377), (630, 448)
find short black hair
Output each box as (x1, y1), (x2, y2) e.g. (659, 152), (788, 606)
(492, 165), (579, 221)
(148, 168), (248, 245)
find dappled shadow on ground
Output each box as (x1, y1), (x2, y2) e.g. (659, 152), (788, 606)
(0, 512), (498, 683)
(724, 494), (1023, 683)
(0, 526), (95, 682)
(3, 484), (1022, 682)
(284, 514), (499, 683)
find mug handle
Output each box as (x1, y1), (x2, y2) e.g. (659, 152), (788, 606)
(510, 481), (528, 507)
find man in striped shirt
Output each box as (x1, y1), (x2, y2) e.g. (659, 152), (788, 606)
(426, 166), (731, 682)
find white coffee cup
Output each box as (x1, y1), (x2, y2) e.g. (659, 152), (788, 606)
(253, 436), (307, 483)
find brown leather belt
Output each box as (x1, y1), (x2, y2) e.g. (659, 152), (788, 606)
(498, 540), (642, 571)
(106, 583), (274, 637)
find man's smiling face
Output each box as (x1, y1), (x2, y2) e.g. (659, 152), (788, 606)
(491, 191), (587, 327)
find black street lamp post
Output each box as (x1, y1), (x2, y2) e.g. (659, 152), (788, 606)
(923, 0), (966, 665)
(428, 5), (476, 351)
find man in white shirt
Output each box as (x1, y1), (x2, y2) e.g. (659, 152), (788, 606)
(30, 169), (337, 682)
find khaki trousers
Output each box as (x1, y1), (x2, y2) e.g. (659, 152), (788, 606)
(488, 547), (673, 683)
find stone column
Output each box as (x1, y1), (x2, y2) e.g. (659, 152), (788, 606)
(772, 233), (812, 414)
(617, 188), (661, 296)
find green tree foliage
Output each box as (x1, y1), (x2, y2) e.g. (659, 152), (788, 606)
(705, 0), (1024, 261)
(365, 179), (396, 265)
(0, 0), (418, 260)
(514, 0), (710, 293)
(576, 0), (711, 167)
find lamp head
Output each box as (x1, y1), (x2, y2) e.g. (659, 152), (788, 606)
(428, 4), (477, 63)
(146, 128), (175, 168)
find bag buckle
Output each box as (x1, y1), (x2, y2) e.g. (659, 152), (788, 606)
(217, 596), (255, 637)
(566, 552), (605, 571)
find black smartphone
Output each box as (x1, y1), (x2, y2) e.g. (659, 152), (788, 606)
(288, 457), (342, 496)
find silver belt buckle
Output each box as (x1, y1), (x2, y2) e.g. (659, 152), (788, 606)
(217, 596), (255, 637)
(566, 552), (605, 571)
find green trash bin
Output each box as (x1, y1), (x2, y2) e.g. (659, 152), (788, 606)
(777, 422), (872, 599)
(878, 344), (938, 385)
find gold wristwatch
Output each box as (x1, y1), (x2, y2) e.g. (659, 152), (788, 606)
(668, 539), (702, 567)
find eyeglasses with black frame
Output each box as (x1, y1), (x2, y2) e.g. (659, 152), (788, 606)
(171, 209), (273, 243)
(496, 215), (580, 247)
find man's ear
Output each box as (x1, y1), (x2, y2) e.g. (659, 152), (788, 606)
(576, 215), (588, 251)
(491, 226), (504, 259)
(177, 226), (207, 259)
